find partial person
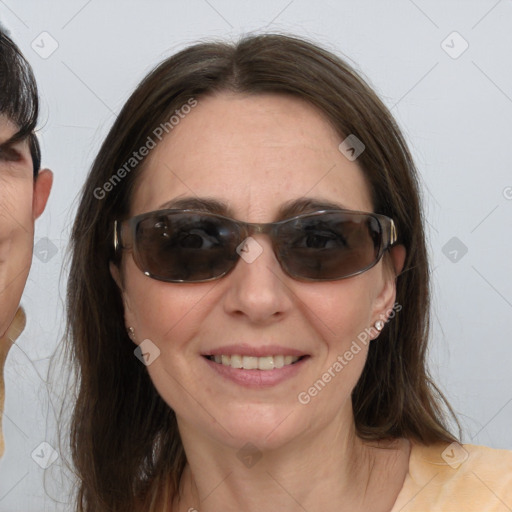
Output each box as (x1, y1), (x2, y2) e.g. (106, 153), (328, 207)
(0, 26), (53, 457)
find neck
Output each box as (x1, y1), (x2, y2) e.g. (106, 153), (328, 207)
(173, 401), (410, 512)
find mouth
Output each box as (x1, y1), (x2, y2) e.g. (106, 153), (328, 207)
(204, 354), (308, 371)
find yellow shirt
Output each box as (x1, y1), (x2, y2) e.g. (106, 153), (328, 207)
(391, 442), (512, 511)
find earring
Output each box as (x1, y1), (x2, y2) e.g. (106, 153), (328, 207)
(375, 320), (385, 332)
(127, 326), (135, 339)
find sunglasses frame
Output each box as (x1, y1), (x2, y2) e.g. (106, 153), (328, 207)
(114, 208), (398, 283)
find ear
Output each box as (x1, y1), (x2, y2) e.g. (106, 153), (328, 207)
(32, 169), (53, 219)
(109, 261), (137, 342)
(371, 245), (406, 324)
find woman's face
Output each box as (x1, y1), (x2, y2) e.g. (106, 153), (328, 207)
(116, 93), (399, 450)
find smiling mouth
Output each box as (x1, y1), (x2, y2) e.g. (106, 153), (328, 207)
(204, 355), (307, 370)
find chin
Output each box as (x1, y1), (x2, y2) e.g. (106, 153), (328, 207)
(209, 403), (304, 451)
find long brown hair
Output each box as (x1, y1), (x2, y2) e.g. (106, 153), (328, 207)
(67, 33), (459, 511)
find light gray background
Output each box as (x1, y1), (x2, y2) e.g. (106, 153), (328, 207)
(0, 0), (511, 510)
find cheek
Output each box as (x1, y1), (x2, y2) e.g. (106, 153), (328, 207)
(0, 180), (34, 257)
(299, 275), (375, 347)
(294, 277), (376, 397)
(122, 257), (214, 348)
(0, 182), (34, 336)
(0, 179), (34, 234)
(121, 258), (219, 414)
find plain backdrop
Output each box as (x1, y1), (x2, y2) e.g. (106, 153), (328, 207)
(0, 0), (511, 510)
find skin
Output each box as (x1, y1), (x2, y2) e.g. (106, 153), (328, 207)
(112, 93), (409, 512)
(0, 114), (53, 457)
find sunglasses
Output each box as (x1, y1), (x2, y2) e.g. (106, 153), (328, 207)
(114, 209), (397, 283)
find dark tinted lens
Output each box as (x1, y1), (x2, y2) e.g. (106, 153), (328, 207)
(133, 213), (239, 282)
(277, 212), (382, 280)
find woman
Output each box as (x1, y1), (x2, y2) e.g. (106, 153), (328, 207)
(67, 34), (512, 511)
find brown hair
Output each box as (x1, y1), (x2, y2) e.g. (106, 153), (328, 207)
(67, 33), (459, 511)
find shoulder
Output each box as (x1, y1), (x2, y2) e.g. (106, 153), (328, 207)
(391, 441), (512, 512)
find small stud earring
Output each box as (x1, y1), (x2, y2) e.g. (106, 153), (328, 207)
(375, 320), (385, 332)
(127, 326), (135, 339)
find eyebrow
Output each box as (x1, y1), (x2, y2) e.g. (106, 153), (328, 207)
(157, 196), (349, 220)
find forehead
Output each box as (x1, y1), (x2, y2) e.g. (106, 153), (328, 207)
(132, 93), (373, 219)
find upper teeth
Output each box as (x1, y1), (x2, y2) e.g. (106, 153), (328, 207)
(210, 355), (300, 370)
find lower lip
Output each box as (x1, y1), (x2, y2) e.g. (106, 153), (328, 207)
(203, 356), (309, 388)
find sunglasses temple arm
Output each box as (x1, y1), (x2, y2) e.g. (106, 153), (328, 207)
(114, 220), (132, 253)
(388, 219), (398, 247)
(114, 221), (120, 252)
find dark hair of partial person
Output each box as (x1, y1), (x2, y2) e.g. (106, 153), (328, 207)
(0, 27), (41, 174)
(66, 33), (461, 511)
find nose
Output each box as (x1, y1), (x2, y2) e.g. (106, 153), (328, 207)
(221, 235), (293, 324)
